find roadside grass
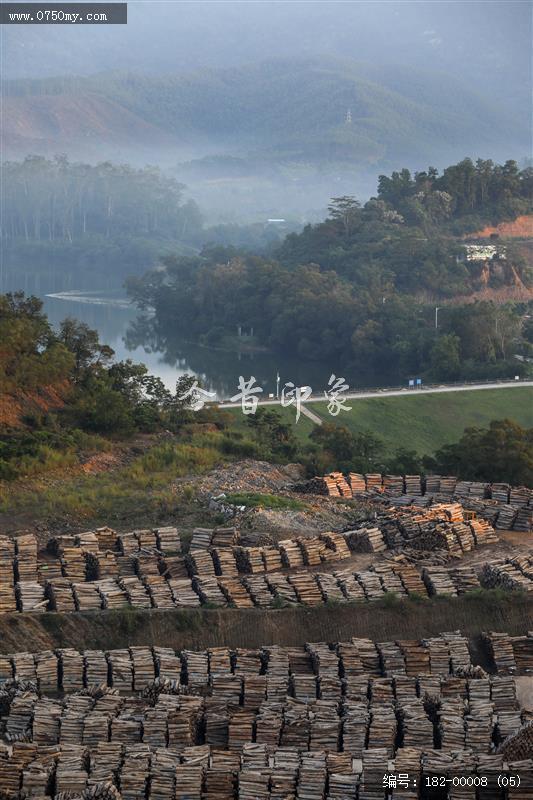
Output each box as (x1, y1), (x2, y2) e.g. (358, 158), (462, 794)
(231, 387), (533, 457)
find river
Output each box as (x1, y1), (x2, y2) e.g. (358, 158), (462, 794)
(40, 289), (400, 401)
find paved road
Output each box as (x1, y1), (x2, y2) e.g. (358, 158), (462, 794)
(218, 380), (533, 410)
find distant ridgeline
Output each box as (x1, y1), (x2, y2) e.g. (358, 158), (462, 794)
(127, 158), (533, 383)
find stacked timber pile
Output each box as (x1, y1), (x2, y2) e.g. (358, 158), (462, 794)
(59, 649), (85, 692)
(76, 531), (99, 553)
(356, 571), (385, 601)
(94, 527), (117, 551)
(298, 537), (324, 566)
(320, 531), (350, 560)
(261, 547), (283, 572)
(187, 549), (216, 577)
(279, 539), (304, 569)
(84, 650), (109, 687)
(469, 519), (499, 545)
(212, 527), (240, 548)
(401, 700), (434, 748)
(134, 529), (158, 550)
(383, 475), (404, 496)
(371, 563), (407, 596)
(219, 578), (254, 608)
(212, 548), (239, 577)
(316, 573), (345, 603)
(235, 546), (264, 574)
(480, 561), (532, 593)
(510, 486), (532, 507)
(61, 547), (88, 582)
(376, 642), (406, 676)
(90, 551), (119, 580)
(404, 475), (422, 495)
(0, 537), (16, 614)
(243, 575), (273, 608)
(366, 474), (383, 493)
(511, 633), (533, 673)
(0, 536), (15, 583)
(483, 632), (517, 674)
(143, 575), (175, 608)
(72, 582), (102, 612)
(107, 649), (133, 693)
(452, 522), (475, 553)
(345, 527), (386, 553)
(348, 473), (366, 494)
(438, 696), (466, 749)
(117, 532), (139, 556)
(390, 562), (428, 597)
(495, 505), (517, 529)
(135, 551), (161, 580)
(46, 579), (76, 612)
(442, 632), (471, 673)
(449, 566), (481, 594)
(266, 574), (299, 604)
(154, 526), (181, 553)
(119, 576), (152, 609)
(96, 579), (128, 610)
(16, 581), (47, 612)
(190, 528), (214, 549)
(15, 534), (38, 582)
(497, 722), (533, 760)
(334, 569), (366, 601)
(160, 555), (188, 579)
(514, 506), (533, 532)
(422, 568), (458, 597)
(398, 640), (430, 676)
(194, 577), (228, 607)
(288, 572), (323, 605)
(168, 578), (200, 607)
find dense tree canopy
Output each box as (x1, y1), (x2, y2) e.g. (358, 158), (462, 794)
(128, 157), (531, 383)
(0, 293), (216, 477)
(426, 420), (533, 486)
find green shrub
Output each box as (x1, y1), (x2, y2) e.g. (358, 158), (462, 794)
(224, 492), (306, 511)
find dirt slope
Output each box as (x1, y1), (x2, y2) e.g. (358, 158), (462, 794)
(468, 215), (533, 239)
(3, 92), (177, 156)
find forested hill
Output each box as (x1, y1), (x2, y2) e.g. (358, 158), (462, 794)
(127, 158), (533, 384)
(277, 158), (533, 290)
(3, 57), (528, 167)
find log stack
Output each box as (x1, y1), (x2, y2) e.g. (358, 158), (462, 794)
(194, 577), (228, 607)
(16, 581), (47, 612)
(279, 539), (304, 569)
(288, 573), (323, 606)
(190, 528), (214, 550)
(119, 576), (152, 609)
(154, 526), (181, 553)
(348, 473), (366, 495)
(15, 534), (38, 582)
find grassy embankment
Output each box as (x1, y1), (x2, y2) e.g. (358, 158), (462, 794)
(1, 590), (531, 657)
(0, 433), (229, 530)
(232, 387), (533, 457)
(2, 387), (531, 530)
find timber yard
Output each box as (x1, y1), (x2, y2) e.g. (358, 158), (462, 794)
(1, 467), (533, 799)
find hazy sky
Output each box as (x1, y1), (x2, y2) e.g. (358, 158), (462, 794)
(4, 0), (530, 102)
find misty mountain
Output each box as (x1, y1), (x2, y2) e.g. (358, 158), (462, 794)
(4, 2), (528, 115)
(4, 57), (527, 167)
